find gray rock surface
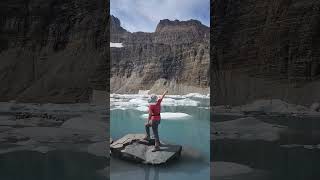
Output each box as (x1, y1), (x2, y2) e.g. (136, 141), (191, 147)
(212, 0), (320, 106)
(0, 0), (108, 103)
(111, 134), (182, 165)
(212, 117), (286, 141)
(211, 162), (271, 180)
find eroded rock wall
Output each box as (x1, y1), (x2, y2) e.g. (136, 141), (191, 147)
(110, 16), (210, 94)
(212, 0), (320, 105)
(0, 0), (108, 103)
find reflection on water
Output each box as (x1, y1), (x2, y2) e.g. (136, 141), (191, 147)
(212, 115), (320, 180)
(111, 155), (210, 180)
(110, 97), (210, 180)
(0, 150), (107, 180)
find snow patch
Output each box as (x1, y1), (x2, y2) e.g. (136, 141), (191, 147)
(110, 42), (123, 48)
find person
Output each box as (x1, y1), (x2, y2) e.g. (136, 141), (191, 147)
(144, 90), (168, 152)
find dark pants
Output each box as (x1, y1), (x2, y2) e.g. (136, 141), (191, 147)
(145, 120), (160, 145)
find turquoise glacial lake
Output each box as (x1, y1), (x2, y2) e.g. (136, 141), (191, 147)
(110, 95), (210, 180)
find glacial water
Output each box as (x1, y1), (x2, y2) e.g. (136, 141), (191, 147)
(0, 102), (108, 180)
(213, 114), (320, 180)
(0, 150), (107, 180)
(110, 94), (210, 180)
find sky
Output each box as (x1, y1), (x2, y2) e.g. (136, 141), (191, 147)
(110, 0), (210, 32)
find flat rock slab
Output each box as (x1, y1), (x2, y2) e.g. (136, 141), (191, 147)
(111, 134), (182, 165)
(212, 117), (287, 141)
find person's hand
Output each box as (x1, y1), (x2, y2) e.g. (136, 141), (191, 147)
(161, 90), (168, 99)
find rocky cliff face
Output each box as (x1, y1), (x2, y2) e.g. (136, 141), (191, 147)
(212, 0), (320, 105)
(0, 0), (108, 103)
(110, 16), (210, 94)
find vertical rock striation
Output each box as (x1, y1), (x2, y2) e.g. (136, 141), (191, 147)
(212, 0), (320, 105)
(110, 16), (210, 94)
(0, 0), (108, 103)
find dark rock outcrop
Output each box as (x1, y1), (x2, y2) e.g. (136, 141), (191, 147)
(0, 0), (108, 103)
(110, 134), (182, 165)
(110, 16), (210, 94)
(212, 0), (320, 106)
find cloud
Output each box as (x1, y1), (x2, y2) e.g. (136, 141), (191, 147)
(111, 0), (210, 32)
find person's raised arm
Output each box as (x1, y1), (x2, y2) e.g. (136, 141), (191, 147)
(160, 90), (168, 100)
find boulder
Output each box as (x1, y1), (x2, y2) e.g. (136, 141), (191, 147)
(110, 134), (182, 165)
(310, 102), (320, 112)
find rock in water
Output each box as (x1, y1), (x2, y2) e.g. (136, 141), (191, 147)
(110, 134), (182, 165)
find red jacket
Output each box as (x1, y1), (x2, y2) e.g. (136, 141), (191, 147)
(148, 98), (163, 120)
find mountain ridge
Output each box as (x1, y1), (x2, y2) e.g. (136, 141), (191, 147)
(110, 15), (210, 95)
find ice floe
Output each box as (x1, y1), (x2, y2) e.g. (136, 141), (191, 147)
(110, 93), (203, 111)
(235, 99), (309, 113)
(135, 106), (148, 112)
(183, 93), (210, 99)
(110, 42), (123, 48)
(138, 90), (150, 95)
(141, 112), (191, 120)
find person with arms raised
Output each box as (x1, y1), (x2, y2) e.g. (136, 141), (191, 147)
(144, 90), (168, 152)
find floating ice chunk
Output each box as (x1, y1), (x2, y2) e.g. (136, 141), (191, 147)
(141, 112), (191, 120)
(236, 99), (309, 113)
(111, 93), (147, 99)
(138, 90), (150, 95)
(110, 42), (123, 48)
(128, 98), (148, 106)
(110, 94), (201, 109)
(111, 106), (128, 111)
(184, 93), (210, 99)
(136, 106), (148, 112)
(166, 95), (185, 99)
(162, 98), (200, 106)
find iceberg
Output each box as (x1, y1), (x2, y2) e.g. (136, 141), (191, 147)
(141, 112), (191, 120)
(183, 93), (210, 99)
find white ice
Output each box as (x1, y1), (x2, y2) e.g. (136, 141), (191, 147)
(235, 99), (309, 113)
(141, 112), (191, 120)
(183, 93), (210, 99)
(110, 42), (123, 48)
(110, 93), (203, 111)
(162, 98), (200, 106)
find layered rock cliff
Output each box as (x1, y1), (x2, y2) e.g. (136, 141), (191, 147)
(0, 0), (108, 103)
(110, 16), (210, 94)
(212, 0), (320, 105)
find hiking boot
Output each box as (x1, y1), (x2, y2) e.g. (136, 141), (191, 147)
(151, 146), (160, 152)
(142, 136), (150, 141)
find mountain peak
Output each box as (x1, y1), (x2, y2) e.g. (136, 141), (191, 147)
(110, 15), (128, 34)
(155, 19), (207, 33)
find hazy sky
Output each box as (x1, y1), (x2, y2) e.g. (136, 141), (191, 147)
(111, 0), (210, 32)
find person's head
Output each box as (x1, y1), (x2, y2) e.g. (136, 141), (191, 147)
(148, 94), (158, 104)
